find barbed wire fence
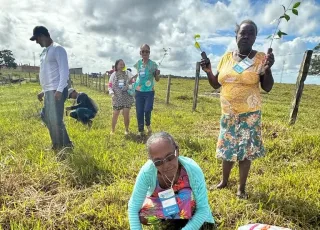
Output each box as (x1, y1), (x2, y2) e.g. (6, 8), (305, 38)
(1, 51), (319, 104)
(191, 49), (318, 124)
(69, 71), (110, 94)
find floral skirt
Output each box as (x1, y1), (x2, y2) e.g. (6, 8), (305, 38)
(139, 188), (196, 224)
(216, 110), (265, 161)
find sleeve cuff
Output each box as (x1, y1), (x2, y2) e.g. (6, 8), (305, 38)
(56, 87), (64, 93)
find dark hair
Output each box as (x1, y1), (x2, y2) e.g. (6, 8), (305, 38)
(114, 59), (124, 71)
(235, 19), (258, 36)
(140, 44), (150, 50)
(146, 132), (177, 156)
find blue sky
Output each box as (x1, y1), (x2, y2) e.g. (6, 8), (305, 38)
(0, 0), (319, 83)
(199, 0), (320, 57)
(190, 0), (320, 84)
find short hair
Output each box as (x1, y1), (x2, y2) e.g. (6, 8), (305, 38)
(114, 59), (124, 71)
(235, 19), (258, 36)
(146, 132), (177, 156)
(140, 44), (150, 50)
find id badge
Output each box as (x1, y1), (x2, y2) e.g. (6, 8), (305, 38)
(233, 57), (254, 74)
(139, 67), (146, 78)
(118, 79), (124, 89)
(158, 188), (180, 217)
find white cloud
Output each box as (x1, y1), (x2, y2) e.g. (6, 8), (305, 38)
(257, 0), (320, 36)
(0, 0), (319, 81)
(299, 36), (320, 43)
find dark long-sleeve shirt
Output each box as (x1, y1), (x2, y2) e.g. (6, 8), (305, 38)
(70, 93), (97, 113)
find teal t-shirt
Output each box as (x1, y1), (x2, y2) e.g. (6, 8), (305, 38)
(134, 59), (158, 92)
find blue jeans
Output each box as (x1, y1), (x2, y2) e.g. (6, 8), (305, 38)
(69, 108), (96, 124)
(135, 91), (155, 132)
(42, 87), (72, 149)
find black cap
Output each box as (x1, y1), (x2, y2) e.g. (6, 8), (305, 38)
(30, 26), (50, 41)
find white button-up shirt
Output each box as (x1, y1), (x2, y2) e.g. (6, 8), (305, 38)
(39, 42), (69, 92)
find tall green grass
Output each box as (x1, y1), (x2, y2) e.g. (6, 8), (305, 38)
(0, 78), (319, 229)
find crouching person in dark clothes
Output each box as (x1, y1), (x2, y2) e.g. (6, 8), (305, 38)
(66, 88), (98, 127)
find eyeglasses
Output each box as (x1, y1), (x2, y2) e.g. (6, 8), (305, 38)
(152, 150), (177, 167)
(141, 50), (150, 54)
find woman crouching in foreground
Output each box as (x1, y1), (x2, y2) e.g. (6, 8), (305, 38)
(128, 132), (215, 230)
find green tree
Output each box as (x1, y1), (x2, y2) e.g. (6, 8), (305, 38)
(310, 43), (320, 75)
(0, 50), (18, 69)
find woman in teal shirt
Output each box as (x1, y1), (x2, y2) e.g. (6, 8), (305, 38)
(128, 132), (215, 229)
(134, 44), (160, 135)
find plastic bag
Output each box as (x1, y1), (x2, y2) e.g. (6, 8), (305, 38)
(238, 224), (291, 230)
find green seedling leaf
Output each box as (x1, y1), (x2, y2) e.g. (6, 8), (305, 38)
(293, 2), (301, 8)
(284, 14), (290, 21)
(292, 9), (298, 15)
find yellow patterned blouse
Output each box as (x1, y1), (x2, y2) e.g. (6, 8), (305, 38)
(217, 51), (266, 115)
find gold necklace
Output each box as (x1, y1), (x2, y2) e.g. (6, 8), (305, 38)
(161, 170), (177, 188)
(237, 49), (253, 57)
(161, 174), (171, 188)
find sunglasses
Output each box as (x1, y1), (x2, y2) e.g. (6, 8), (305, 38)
(141, 50), (150, 54)
(152, 150), (177, 167)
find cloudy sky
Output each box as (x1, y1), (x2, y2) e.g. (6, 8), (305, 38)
(1, 0), (320, 83)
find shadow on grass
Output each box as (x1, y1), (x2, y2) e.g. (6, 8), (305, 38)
(65, 150), (115, 188)
(154, 97), (178, 107)
(249, 192), (320, 229)
(124, 132), (150, 144)
(175, 95), (193, 101)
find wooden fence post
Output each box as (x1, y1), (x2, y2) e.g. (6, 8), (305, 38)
(68, 74), (72, 88)
(166, 75), (171, 104)
(103, 74), (106, 93)
(289, 50), (313, 125)
(99, 72), (101, 91)
(192, 62), (200, 111)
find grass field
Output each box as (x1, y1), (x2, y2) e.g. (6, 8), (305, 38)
(0, 77), (319, 230)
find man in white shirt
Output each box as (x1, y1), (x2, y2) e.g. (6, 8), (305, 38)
(30, 26), (72, 151)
